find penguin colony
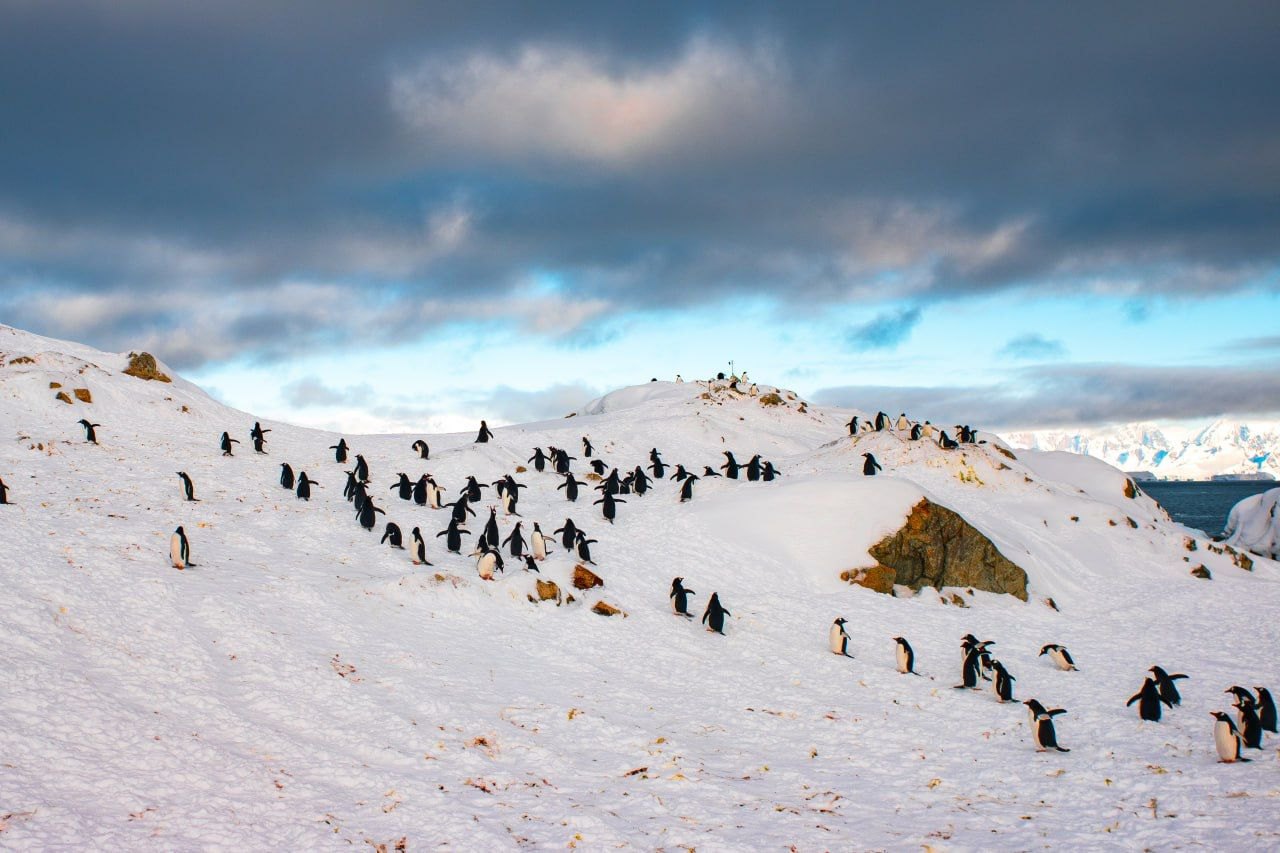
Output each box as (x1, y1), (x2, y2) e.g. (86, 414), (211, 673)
(22, 372), (1272, 764)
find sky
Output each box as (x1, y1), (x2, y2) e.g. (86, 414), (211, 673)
(2, 1), (1278, 434)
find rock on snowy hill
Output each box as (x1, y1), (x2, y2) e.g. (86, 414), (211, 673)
(1224, 486), (1280, 559)
(0, 323), (1278, 849)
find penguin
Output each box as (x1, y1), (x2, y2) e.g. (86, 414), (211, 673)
(413, 474), (429, 506)
(875, 411), (889, 431)
(475, 420), (494, 443)
(670, 464), (690, 482)
(1127, 677), (1170, 721)
(446, 496), (476, 525)
(1211, 712), (1251, 763)
(250, 421), (270, 442)
(528, 447), (548, 472)
(762, 461), (780, 481)
(358, 498), (385, 531)
(846, 416), (858, 436)
(78, 419), (101, 444)
(701, 592), (730, 634)
(582, 436), (594, 457)
(670, 577), (695, 617)
(428, 478), (444, 509)
(910, 423), (923, 441)
(593, 491), (626, 524)
(381, 522), (404, 548)
(219, 431), (239, 456)
(829, 618), (852, 657)
(475, 540), (503, 580)
(354, 454), (370, 484)
(412, 439), (430, 460)
(992, 661), (1016, 703)
(530, 522), (551, 560)
(522, 555), (540, 573)
(296, 472), (317, 500)
(1039, 644), (1078, 672)
(649, 450), (667, 479)
(861, 453), (882, 476)
(176, 471), (198, 502)
(436, 519), (471, 553)
(252, 434), (267, 454)
(279, 463), (295, 491)
(893, 637), (918, 674)
(391, 473), (413, 501)
(955, 642), (989, 689)
(574, 530), (598, 565)
(330, 438), (349, 463)
(590, 459), (609, 476)
(500, 485), (522, 517)
(1149, 666), (1189, 706)
(896, 413), (910, 431)
(701, 466), (722, 478)
(481, 506), (501, 549)
(745, 455), (762, 482)
(921, 421), (935, 439)
(554, 519), (579, 551)
(343, 470), (358, 501)
(678, 473), (699, 503)
(409, 526), (432, 565)
(631, 467), (651, 496)
(553, 448), (576, 475)
(0, 476), (8, 505)
(721, 451), (741, 479)
(938, 431), (959, 450)
(169, 525), (192, 569)
(1227, 689), (1263, 749)
(1024, 699), (1066, 728)
(1255, 687), (1277, 733)
(461, 476), (487, 503)
(558, 473), (585, 502)
(1030, 710), (1070, 753)
(502, 521), (527, 558)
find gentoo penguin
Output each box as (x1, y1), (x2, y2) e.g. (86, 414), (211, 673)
(701, 466), (722, 478)
(330, 438), (349, 463)
(956, 642), (990, 689)
(910, 423), (923, 441)
(280, 463), (295, 490)
(176, 471), (198, 502)
(631, 467), (651, 496)
(343, 470), (358, 501)
(219, 431), (239, 456)
(428, 477), (444, 509)
(1039, 644), (1078, 672)
(381, 522), (404, 548)
(554, 519), (579, 551)
(721, 452), (741, 479)
(296, 472), (317, 500)
(1030, 710), (1070, 753)
(251, 422), (270, 453)
(0, 476), (8, 505)
(78, 419), (101, 444)
(893, 637), (918, 674)
(593, 491), (626, 523)
(1127, 678), (1170, 722)
(582, 436), (594, 457)
(649, 452), (667, 479)
(476, 541), (503, 580)
(670, 577), (695, 617)
(353, 454), (370, 484)
(938, 431), (959, 450)
(475, 420), (494, 443)
(558, 473), (585, 502)
(169, 525), (192, 569)
(528, 448), (548, 472)
(1211, 712), (1251, 762)
(522, 555), (540, 573)
(1024, 699), (1066, 728)
(1227, 689), (1263, 749)
(745, 455), (762, 482)
(410, 527), (431, 565)
(436, 519), (470, 553)
(590, 459), (609, 476)
(896, 413), (910, 431)
(762, 461), (780, 481)
(445, 496), (475, 525)
(412, 474), (428, 506)
(391, 473), (413, 501)
(501, 486), (522, 517)
(460, 476), (486, 503)
(502, 521), (527, 557)
(701, 592), (730, 635)
(862, 453), (882, 476)
(1256, 687), (1277, 733)
(412, 439), (430, 460)
(992, 661), (1016, 702)
(599, 468), (622, 495)
(829, 618), (852, 657)
(921, 421), (935, 439)
(553, 448), (575, 475)
(1149, 666), (1188, 706)
(874, 411), (889, 431)
(678, 473), (699, 503)
(574, 530), (598, 564)
(530, 522), (551, 560)
(846, 416), (858, 436)
(358, 498), (385, 531)
(481, 506), (501, 549)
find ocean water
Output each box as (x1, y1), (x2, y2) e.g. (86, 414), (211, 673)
(1139, 480), (1277, 537)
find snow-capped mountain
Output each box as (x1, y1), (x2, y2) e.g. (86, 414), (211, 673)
(1003, 419), (1280, 480)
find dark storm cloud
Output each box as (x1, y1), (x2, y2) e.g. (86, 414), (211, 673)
(845, 308), (921, 351)
(3, 1), (1279, 364)
(813, 363), (1280, 429)
(998, 334), (1067, 361)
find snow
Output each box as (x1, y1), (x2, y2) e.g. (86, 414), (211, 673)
(1224, 487), (1280, 559)
(2, 325), (1279, 849)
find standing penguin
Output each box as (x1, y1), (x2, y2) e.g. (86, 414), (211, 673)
(875, 411), (890, 431)
(1255, 687), (1277, 733)
(502, 521), (527, 558)
(910, 423), (923, 441)
(353, 454), (370, 484)
(594, 491), (626, 524)
(330, 439), (349, 463)
(992, 661), (1016, 703)
(678, 473), (699, 503)
(296, 472), (317, 500)
(436, 519), (471, 553)
(412, 474), (428, 506)
(176, 471), (198, 502)
(762, 461), (780, 481)
(446, 496), (476, 525)
(1039, 644), (1078, 672)
(631, 467), (651, 496)
(701, 593), (730, 635)
(553, 448), (576, 475)
(0, 476), (8, 505)
(893, 637), (918, 675)
(358, 498), (385, 531)
(670, 577), (695, 617)
(78, 419), (101, 444)
(475, 420), (494, 443)
(528, 447), (548, 472)
(649, 451), (667, 479)
(412, 439), (430, 460)
(461, 476), (486, 503)
(721, 451), (741, 479)
(1127, 678), (1171, 722)
(481, 506), (501, 549)
(1149, 666), (1189, 706)
(251, 422), (270, 454)
(219, 431), (239, 456)
(169, 525), (192, 569)
(1227, 688), (1263, 749)
(558, 473), (585, 502)
(554, 519), (579, 551)
(1024, 699), (1067, 728)
(1211, 712), (1251, 763)
(671, 464), (691, 482)
(846, 416), (859, 436)
(391, 473), (413, 501)
(861, 453), (882, 476)
(381, 522), (404, 548)
(574, 530), (598, 565)
(1030, 710), (1070, 753)
(582, 436), (594, 457)
(956, 641), (990, 689)
(280, 463), (295, 491)
(829, 618), (852, 657)
(530, 522), (551, 560)
(745, 455), (763, 482)
(409, 527), (432, 565)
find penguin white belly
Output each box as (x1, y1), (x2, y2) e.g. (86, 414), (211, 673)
(477, 553), (496, 580)
(169, 534), (184, 569)
(896, 644), (909, 673)
(1213, 721), (1238, 762)
(532, 533), (547, 560)
(1051, 649), (1075, 671)
(828, 624), (847, 655)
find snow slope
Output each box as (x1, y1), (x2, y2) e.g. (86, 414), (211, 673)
(1225, 487), (1280, 560)
(2, 325), (1279, 849)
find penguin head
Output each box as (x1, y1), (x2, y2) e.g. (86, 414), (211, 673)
(834, 617), (846, 626)
(175, 525), (184, 534)
(1210, 711), (1234, 724)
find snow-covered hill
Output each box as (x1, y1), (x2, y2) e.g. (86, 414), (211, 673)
(1, 324), (1278, 849)
(1004, 419), (1280, 480)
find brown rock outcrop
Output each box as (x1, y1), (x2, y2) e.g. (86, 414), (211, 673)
(572, 564), (603, 590)
(122, 352), (171, 382)
(839, 565), (896, 594)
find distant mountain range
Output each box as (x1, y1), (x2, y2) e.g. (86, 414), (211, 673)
(1001, 419), (1280, 481)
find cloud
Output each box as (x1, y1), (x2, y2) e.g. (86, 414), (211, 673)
(1225, 334), (1280, 351)
(465, 383), (601, 424)
(281, 376), (375, 409)
(998, 333), (1067, 361)
(813, 362), (1280, 429)
(845, 308), (921, 351)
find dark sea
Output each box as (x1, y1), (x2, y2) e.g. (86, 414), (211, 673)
(1139, 480), (1277, 537)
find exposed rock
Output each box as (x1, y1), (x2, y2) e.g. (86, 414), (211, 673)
(9, 355), (35, 365)
(948, 592), (969, 608)
(530, 579), (562, 605)
(759, 392), (783, 406)
(1126, 517), (1138, 529)
(1184, 537), (1197, 552)
(1190, 565), (1212, 580)
(122, 351), (171, 382)
(591, 601), (625, 617)
(867, 499), (1029, 600)
(1123, 478), (1138, 499)
(73, 388), (92, 403)
(515, 465), (527, 473)
(572, 564), (603, 590)
(49, 381), (62, 389)
(54, 391), (72, 404)
(994, 445), (1017, 461)
(840, 565), (896, 594)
